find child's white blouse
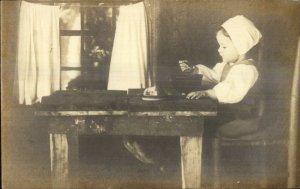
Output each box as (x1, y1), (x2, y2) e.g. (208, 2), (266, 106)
(195, 61), (259, 104)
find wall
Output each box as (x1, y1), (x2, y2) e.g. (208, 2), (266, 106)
(2, 1), (20, 104)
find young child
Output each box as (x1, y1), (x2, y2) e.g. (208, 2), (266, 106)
(180, 15), (263, 138)
(127, 15), (263, 166)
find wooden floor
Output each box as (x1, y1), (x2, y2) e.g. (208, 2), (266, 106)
(2, 105), (293, 189)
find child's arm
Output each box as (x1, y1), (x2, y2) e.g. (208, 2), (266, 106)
(179, 60), (220, 84)
(186, 64), (258, 103)
(213, 64), (258, 103)
(194, 64), (220, 84)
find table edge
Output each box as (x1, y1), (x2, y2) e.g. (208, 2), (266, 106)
(35, 110), (217, 117)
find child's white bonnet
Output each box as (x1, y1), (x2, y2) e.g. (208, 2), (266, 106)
(221, 15), (262, 55)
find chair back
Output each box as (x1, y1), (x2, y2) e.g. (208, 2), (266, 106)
(257, 97), (265, 122)
(287, 36), (300, 187)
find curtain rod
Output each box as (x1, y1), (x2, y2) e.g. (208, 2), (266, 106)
(24, 0), (143, 3)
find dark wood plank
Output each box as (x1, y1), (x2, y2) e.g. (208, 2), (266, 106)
(40, 90), (128, 111)
(128, 88), (218, 112)
(129, 95), (217, 112)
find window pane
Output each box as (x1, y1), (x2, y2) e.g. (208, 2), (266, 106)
(83, 6), (115, 32)
(60, 70), (81, 90)
(59, 3), (81, 30)
(82, 6), (115, 68)
(82, 36), (112, 63)
(81, 36), (111, 89)
(60, 36), (81, 67)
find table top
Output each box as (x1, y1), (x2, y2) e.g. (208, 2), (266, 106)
(36, 89), (218, 117)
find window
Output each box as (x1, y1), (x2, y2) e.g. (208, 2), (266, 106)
(59, 2), (118, 90)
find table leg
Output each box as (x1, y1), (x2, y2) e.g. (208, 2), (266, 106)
(212, 138), (221, 189)
(50, 133), (69, 189)
(180, 126), (204, 189)
(50, 131), (79, 189)
(67, 129), (79, 188)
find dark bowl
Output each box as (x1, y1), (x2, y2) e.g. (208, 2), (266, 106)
(171, 73), (203, 93)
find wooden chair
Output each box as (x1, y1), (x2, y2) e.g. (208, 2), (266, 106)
(212, 98), (268, 188)
(212, 37), (300, 188)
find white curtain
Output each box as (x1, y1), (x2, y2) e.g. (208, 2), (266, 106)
(17, 1), (60, 105)
(107, 2), (150, 90)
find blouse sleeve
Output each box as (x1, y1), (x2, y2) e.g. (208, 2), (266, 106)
(195, 63), (224, 83)
(213, 64), (259, 104)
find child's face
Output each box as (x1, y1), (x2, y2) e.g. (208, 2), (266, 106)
(216, 31), (240, 63)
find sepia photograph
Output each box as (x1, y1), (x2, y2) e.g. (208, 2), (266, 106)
(1, 0), (300, 188)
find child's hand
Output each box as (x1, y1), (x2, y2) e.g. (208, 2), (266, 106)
(179, 60), (194, 73)
(186, 89), (217, 100)
(186, 91), (207, 99)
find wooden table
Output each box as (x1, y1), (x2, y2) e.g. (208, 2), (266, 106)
(35, 90), (217, 189)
